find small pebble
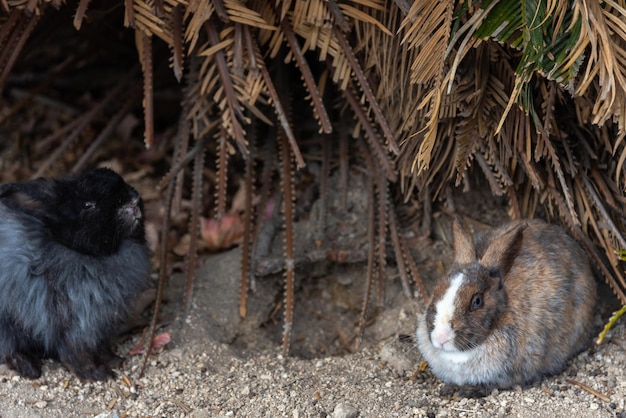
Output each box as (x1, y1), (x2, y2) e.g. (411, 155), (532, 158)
(332, 402), (358, 418)
(34, 401), (47, 409)
(94, 413), (119, 418)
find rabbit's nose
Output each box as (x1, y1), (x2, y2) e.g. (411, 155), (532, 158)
(431, 327), (454, 349)
(127, 205), (141, 219)
(122, 199), (142, 220)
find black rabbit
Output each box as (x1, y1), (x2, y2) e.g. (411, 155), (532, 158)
(0, 168), (151, 380)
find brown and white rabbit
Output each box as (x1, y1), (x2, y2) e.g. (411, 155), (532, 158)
(416, 218), (596, 396)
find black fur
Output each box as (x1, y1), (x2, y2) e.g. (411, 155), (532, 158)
(0, 168), (151, 380)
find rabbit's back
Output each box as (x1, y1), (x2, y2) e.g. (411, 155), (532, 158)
(484, 220), (596, 382)
(0, 205), (48, 323)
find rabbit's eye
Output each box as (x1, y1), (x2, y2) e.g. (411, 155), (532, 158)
(470, 294), (483, 310)
(82, 201), (96, 211)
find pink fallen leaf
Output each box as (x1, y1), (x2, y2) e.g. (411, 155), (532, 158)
(129, 332), (171, 356)
(201, 213), (244, 251)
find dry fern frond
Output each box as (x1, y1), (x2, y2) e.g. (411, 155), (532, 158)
(203, 21), (248, 152)
(399, 0), (453, 85)
(185, 140), (205, 315)
(214, 126), (230, 219)
(390, 0), (626, 302)
(239, 125), (257, 319)
(341, 84), (395, 181)
(398, 0), (454, 175)
(136, 29), (155, 148)
(131, 0), (174, 45)
(224, 0), (275, 30)
(277, 119), (296, 357)
(279, 14), (332, 134)
(245, 25), (304, 167)
(184, 1), (215, 52)
(170, 3), (184, 81)
(572, 1), (626, 131)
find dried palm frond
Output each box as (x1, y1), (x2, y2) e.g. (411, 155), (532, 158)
(392, 1), (626, 303)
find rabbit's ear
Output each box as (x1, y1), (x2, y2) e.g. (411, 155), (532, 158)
(452, 217), (476, 265)
(0, 179), (55, 212)
(480, 222), (527, 276)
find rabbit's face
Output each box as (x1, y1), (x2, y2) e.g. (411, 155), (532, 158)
(48, 168), (145, 256)
(426, 265), (506, 353)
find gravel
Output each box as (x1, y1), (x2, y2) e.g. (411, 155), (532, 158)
(0, 327), (624, 418)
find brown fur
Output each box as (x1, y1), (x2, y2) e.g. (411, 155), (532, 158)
(417, 218), (597, 394)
